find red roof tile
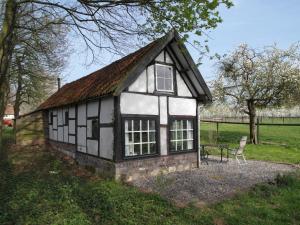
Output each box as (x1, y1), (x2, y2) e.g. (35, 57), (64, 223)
(38, 38), (161, 110)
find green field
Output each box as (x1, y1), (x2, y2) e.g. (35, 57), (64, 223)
(200, 122), (300, 164)
(1, 128), (300, 225)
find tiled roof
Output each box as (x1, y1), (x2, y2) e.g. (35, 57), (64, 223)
(38, 38), (161, 110)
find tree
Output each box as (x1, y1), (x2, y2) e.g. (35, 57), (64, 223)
(9, 7), (68, 119)
(213, 44), (300, 144)
(0, 0), (233, 147)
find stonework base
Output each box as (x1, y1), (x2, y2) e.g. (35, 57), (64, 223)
(47, 140), (197, 181)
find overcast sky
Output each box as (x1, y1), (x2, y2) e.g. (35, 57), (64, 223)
(62, 0), (300, 86)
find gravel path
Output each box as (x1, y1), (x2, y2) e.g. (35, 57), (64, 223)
(132, 158), (296, 205)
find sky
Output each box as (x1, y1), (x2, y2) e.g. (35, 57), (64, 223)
(62, 0), (300, 86)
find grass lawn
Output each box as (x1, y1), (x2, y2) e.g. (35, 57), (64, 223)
(201, 122), (300, 164)
(1, 128), (300, 225)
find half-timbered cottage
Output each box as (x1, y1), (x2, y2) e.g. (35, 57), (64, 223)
(37, 30), (212, 181)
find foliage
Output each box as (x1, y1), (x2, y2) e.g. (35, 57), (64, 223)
(0, 129), (300, 225)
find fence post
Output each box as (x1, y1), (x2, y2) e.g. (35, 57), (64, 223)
(256, 117), (260, 144)
(216, 122), (219, 143)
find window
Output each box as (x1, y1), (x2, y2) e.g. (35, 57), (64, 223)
(87, 118), (99, 139)
(156, 64), (173, 92)
(49, 112), (53, 125)
(170, 119), (194, 152)
(124, 119), (157, 157)
(64, 111), (69, 126)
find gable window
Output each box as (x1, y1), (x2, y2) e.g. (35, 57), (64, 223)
(124, 118), (157, 157)
(156, 64), (174, 92)
(64, 111), (69, 126)
(169, 118), (194, 152)
(87, 118), (99, 139)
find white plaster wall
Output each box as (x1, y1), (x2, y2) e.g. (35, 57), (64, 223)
(169, 97), (196, 116)
(100, 127), (114, 159)
(159, 96), (168, 125)
(69, 120), (75, 135)
(78, 103), (86, 125)
(53, 130), (58, 141)
(100, 97), (114, 123)
(69, 106), (76, 118)
(87, 139), (98, 156)
(147, 65), (155, 93)
(160, 127), (167, 155)
(77, 127), (86, 152)
(155, 51), (164, 62)
(64, 126), (68, 142)
(165, 51), (173, 64)
(120, 93), (159, 115)
(69, 135), (76, 144)
(128, 70), (147, 92)
(87, 101), (99, 117)
(58, 127), (63, 142)
(176, 71), (192, 97)
(57, 108), (63, 126)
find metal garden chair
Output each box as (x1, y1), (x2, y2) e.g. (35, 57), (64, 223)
(228, 136), (247, 164)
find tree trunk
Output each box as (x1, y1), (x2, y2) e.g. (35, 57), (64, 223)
(247, 100), (257, 144)
(13, 57), (22, 142)
(0, 0), (17, 150)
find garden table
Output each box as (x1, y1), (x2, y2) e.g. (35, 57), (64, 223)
(199, 144), (229, 165)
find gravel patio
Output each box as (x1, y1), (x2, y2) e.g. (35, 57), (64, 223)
(132, 158), (296, 206)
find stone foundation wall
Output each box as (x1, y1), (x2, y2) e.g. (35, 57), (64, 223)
(115, 152), (197, 181)
(48, 140), (197, 181)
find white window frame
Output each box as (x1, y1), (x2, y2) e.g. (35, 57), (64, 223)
(155, 64), (174, 92)
(124, 118), (157, 157)
(170, 119), (194, 152)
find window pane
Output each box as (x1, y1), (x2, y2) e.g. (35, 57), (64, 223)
(157, 77), (165, 90)
(156, 65), (165, 77)
(149, 132), (155, 142)
(142, 120), (148, 131)
(183, 141), (187, 150)
(188, 140), (193, 149)
(92, 119), (99, 138)
(171, 131), (176, 140)
(170, 121), (176, 130)
(149, 120), (155, 130)
(170, 141), (176, 151)
(134, 120), (140, 131)
(187, 120), (193, 129)
(188, 130), (193, 139)
(183, 130), (187, 139)
(150, 143), (156, 154)
(134, 133), (140, 143)
(142, 144), (148, 155)
(165, 79), (172, 91)
(142, 132), (148, 143)
(177, 130), (182, 140)
(134, 144), (140, 155)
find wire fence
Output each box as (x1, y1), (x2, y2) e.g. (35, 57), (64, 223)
(200, 117), (300, 145)
(201, 116), (300, 125)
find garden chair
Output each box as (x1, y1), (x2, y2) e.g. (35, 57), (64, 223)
(228, 136), (247, 165)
